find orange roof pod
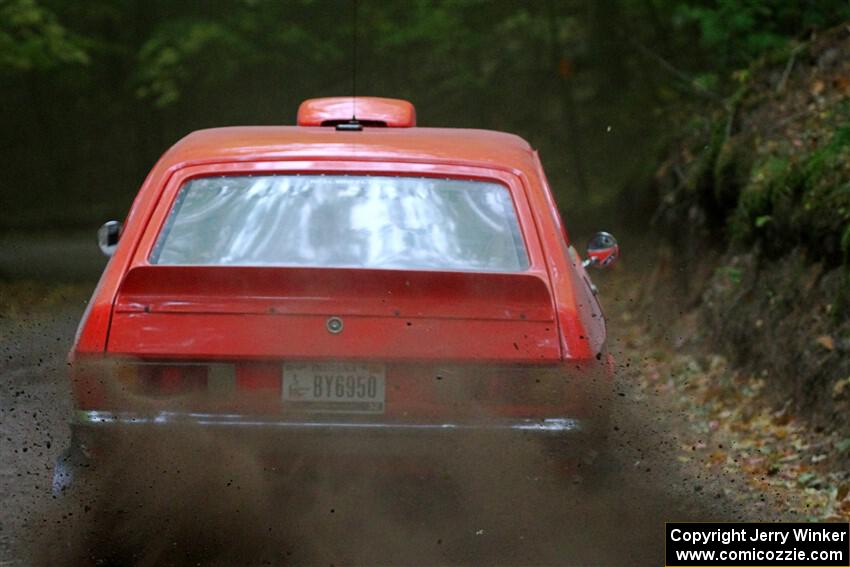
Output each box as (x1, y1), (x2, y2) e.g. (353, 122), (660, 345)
(296, 97), (417, 128)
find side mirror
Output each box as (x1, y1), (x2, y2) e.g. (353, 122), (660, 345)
(583, 231), (619, 269)
(97, 220), (122, 257)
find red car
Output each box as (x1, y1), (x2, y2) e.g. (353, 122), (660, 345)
(55, 97), (618, 491)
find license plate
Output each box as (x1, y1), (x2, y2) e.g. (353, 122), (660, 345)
(282, 362), (385, 414)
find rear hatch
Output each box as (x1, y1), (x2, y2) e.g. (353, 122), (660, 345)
(89, 172), (583, 422)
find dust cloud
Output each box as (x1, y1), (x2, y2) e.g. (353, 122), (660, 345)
(26, 420), (600, 566)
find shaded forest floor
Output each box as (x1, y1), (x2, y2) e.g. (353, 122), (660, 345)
(602, 257), (850, 522)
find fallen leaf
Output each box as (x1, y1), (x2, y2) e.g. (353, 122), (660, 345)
(815, 335), (834, 351)
(773, 412), (792, 426)
(833, 378), (850, 399)
(798, 472), (819, 487)
(708, 451), (727, 465)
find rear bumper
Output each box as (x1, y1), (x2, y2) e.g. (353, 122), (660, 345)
(69, 409), (593, 460)
(54, 410), (595, 495)
(73, 409), (584, 434)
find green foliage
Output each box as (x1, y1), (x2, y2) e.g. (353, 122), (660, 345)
(732, 125), (850, 265)
(842, 224), (850, 260)
(672, 0), (850, 68)
(835, 437), (850, 453)
(133, 2), (350, 107)
(715, 265), (743, 285)
(0, 0), (88, 71)
(754, 215), (772, 228)
(1, 0), (849, 230)
(713, 131), (751, 212)
(732, 155), (794, 243)
(135, 20), (246, 107)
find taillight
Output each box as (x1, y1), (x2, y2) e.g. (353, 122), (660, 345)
(431, 365), (571, 406)
(427, 363), (601, 418)
(492, 365), (572, 408)
(135, 363), (208, 396)
(71, 358), (236, 409)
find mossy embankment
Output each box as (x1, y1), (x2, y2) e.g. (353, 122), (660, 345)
(649, 25), (850, 434)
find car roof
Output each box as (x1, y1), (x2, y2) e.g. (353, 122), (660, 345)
(159, 126), (537, 173)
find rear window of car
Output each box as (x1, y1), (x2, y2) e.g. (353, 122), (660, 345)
(150, 175), (529, 272)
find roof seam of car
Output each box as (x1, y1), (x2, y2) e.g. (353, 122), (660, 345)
(159, 156), (531, 179)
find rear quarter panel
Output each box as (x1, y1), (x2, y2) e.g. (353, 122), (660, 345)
(525, 152), (607, 360)
(72, 156), (176, 356)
